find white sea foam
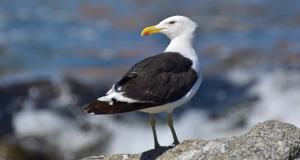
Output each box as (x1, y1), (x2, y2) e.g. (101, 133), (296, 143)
(247, 70), (300, 127)
(13, 108), (106, 160)
(13, 108), (68, 137)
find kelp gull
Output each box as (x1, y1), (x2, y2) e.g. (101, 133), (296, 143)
(84, 15), (201, 149)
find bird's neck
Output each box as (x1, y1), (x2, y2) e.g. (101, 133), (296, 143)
(165, 34), (199, 71)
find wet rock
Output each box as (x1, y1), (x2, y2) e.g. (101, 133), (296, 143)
(0, 79), (58, 135)
(0, 139), (58, 160)
(82, 120), (300, 160)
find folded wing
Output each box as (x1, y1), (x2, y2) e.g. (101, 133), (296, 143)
(84, 52), (198, 114)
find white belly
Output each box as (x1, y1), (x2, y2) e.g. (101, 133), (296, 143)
(139, 74), (202, 114)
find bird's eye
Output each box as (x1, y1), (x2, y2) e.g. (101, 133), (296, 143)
(168, 21), (176, 25)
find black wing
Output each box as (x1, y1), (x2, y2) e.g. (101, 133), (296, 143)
(84, 52), (198, 114)
(116, 52), (198, 104)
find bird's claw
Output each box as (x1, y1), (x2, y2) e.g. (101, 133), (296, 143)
(172, 141), (179, 146)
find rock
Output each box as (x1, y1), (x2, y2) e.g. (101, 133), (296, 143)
(82, 120), (300, 160)
(0, 138), (58, 160)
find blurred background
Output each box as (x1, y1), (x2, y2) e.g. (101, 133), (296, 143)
(0, 0), (300, 159)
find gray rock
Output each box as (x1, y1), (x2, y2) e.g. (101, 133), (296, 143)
(82, 120), (300, 160)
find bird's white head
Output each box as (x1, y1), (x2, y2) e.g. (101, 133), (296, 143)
(141, 15), (197, 39)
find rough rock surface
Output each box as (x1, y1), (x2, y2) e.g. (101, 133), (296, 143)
(82, 120), (300, 160)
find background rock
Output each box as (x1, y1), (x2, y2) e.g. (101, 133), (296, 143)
(82, 120), (300, 160)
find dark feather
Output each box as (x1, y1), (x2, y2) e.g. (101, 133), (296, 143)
(84, 52), (198, 114)
(84, 100), (158, 114)
(117, 52), (198, 104)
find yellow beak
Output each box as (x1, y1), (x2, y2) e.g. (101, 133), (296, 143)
(141, 25), (162, 37)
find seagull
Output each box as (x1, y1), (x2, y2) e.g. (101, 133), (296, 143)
(84, 15), (201, 149)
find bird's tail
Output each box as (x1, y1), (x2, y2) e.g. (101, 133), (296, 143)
(84, 100), (157, 114)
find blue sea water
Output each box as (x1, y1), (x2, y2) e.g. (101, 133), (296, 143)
(0, 0), (300, 76)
